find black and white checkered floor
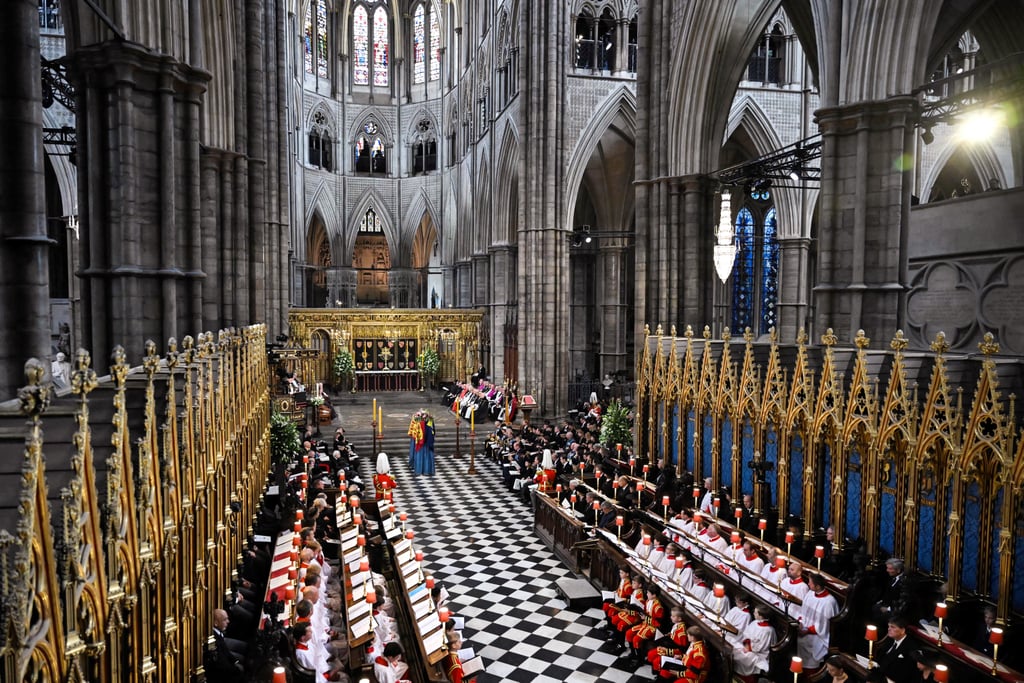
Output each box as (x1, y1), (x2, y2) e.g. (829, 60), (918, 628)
(365, 442), (655, 683)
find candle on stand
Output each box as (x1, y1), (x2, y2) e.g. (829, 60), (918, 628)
(359, 559), (369, 573)
(693, 486), (700, 506)
(616, 515), (624, 540)
(593, 500), (600, 529)
(735, 506), (743, 521)
(865, 625), (878, 667)
(712, 496), (720, 516)
(933, 664), (948, 683)
(471, 408), (475, 431)
(814, 545), (825, 571)
(636, 481), (643, 506)
(731, 531), (741, 545)
(663, 495), (670, 522)
(378, 405), (383, 435)
(643, 464), (649, 482)
(630, 457), (636, 477)
(296, 509), (304, 521)
(758, 518), (767, 541)
(991, 627), (1004, 675)
(273, 665), (287, 683)
(785, 530), (794, 556)
(373, 398), (377, 421)
(790, 656), (802, 683)
(934, 602), (947, 644)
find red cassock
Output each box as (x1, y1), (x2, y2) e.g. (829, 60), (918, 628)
(627, 597), (664, 648)
(603, 579), (633, 617)
(648, 622), (689, 671)
(373, 473), (397, 500)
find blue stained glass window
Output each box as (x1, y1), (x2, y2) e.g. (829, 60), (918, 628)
(702, 414), (713, 479)
(761, 208), (779, 334)
(354, 6), (369, 85)
(821, 443), (832, 526)
(731, 208), (755, 332)
(880, 489), (896, 555)
(764, 426), (778, 508)
(686, 409), (696, 472)
(360, 208), (383, 233)
(413, 4), (426, 84)
(1014, 498), (1024, 611)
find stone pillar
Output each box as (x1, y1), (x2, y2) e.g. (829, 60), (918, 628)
(814, 98), (915, 342)
(471, 253), (489, 307)
(388, 268), (416, 308)
(246, 0), (268, 323)
(776, 236), (811, 340)
(0, 0), (50, 398)
(569, 248), (597, 378)
(488, 244), (516, 380)
(70, 41), (210, 363)
(327, 268), (357, 307)
(597, 235), (632, 378)
(455, 261), (473, 306)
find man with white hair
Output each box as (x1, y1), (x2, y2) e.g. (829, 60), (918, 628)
(373, 452), (397, 500)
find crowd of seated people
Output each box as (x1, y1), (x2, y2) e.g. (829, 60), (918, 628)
(482, 398), (1021, 683)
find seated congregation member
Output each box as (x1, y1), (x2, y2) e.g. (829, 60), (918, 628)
(689, 571), (712, 604)
(647, 607), (688, 676)
(598, 501), (618, 531)
(444, 633), (478, 683)
(824, 655), (850, 683)
(373, 452), (398, 500)
(610, 582), (648, 640)
(662, 626), (710, 683)
(730, 605), (776, 682)
(876, 617), (916, 683)
(784, 558), (810, 605)
(625, 585), (666, 663)
(797, 573), (839, 669)
(373, 641), (411, 683)
(205, 609), (245, 682)
(724, 593), (753, 633)
(970, 604), (997, 656)
(603, 568), (634, 634)
(737, 539), (765, 575)
(294, 622), (344, 681)
(873, 557), (914, 622)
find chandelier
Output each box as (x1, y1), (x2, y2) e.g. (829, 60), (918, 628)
(712, 190), (736, 282)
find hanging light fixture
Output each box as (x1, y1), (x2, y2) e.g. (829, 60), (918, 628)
(713, 190), (736, 282)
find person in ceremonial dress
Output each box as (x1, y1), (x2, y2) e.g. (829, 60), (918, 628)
(407, 410), (435, 476)
(797, 573), (839, 669)
(373, 452), (398, 500)
(730, 605), (776, 681)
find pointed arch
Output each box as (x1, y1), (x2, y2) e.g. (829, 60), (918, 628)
(563, 85), (637, 228)
(725, 95), (783, 156)
(345, 187), (398, 263)
(306, 100), (337, 135)
(922, 139), (1008, 199)
(348, 106), (395, 144)
(475, 151), (491, 251)
(304, 180), (340, 261)
(404, 108), (440, 139)
(494, 121), (520, 245)
(401, 189), (441, 265)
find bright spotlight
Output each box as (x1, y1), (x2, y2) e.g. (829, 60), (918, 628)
(958, 108), (1004, 142)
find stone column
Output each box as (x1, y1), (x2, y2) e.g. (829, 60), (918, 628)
(814, 98), (915, 342)
(455, 260), (473, 306)
(471, 253), (489, 307)
(70, 41), (210, 363)
(327, 268), (357, 308)
(246, 0), (268, 323)
(776, 236), (811, 340)
(0, 0), (50, 398)
(597, 235), (632, 378)
(569, 248), (596, 378)
(488, 243), (516, 380)
(388, 268), (416, 308)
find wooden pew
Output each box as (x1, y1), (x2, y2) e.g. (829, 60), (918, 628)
(533, 489), (591, 571)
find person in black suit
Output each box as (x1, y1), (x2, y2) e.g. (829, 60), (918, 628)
(738, 493), (758, 534)
(205, 609), (245, 682)
(598, 501), (619, 530)
(876, 617), (916, 683)
(969, 605), (997, 656)
(873, 557), (915, 621)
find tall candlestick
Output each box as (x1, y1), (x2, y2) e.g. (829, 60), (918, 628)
(378, 405), (383, 435)
(934, 602), (947, 644)
(991, 627), (1003, 675)
(790, 656), (802, 683)
(373, 398), (377, 421)
(865, 625), (878, 668)
(663, 495), (670, 522)
(758, 518), (767, 541)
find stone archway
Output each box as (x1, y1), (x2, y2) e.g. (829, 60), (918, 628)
(307, 213), (331, 307)
(411, 212), (440, 308)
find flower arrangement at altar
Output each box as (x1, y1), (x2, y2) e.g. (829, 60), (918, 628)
(333, 349), (355, 380)
(417, 347), (440, 388)
(308, 394), (324, 407)
(270, 411), (301, 466)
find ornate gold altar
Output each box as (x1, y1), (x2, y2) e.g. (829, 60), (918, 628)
(288, 308), (485, 389)
(634, 323), (1024, 625)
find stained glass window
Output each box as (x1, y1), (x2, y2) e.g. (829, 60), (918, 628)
(353, 6), (369, 85)
(304, 4), (314, 74)
(429, 7), (441, 81)
(360, 208), (384, 233)
(373, 6), (389, 87)
(315, 0), (328, 78)
(731, 208), (755, 332)
(413, 4), (426, 84)
(760, 208), (779, 334)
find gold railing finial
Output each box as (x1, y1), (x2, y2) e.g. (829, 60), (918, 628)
(644, 323), (650, 336)
(796, 327), (808, 346)
(743, 327), (753, 343)
(19, 358), (51, 419)
(930, 331), (950, 355)
(769, 326), (777, 344)
(978, 331), (1000, 356)
(655, 324), (664, 336)
(890, 330), (908, 353)
(684, 324), (694, 339)
(71, 349), (98, 397)
(702, 325), (712, 340)
(670, 324), (677, 336)
(721, 327), (731, 343)
(854, 329), (870, 350)
(821, 328), (838, 347)
(143, 339), (160, 378)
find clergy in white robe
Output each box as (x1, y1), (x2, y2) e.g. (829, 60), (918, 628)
(730, 606), (777, 676)
(797, 574), (839, 668)
(723, 594), (753, 633)
(373, 642), (411, 683)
